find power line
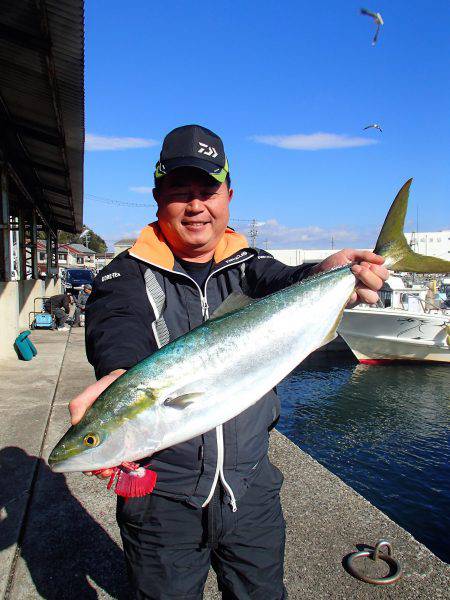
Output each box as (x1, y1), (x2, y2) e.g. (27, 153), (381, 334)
(85, 193), (155, 208)
(85, 194), (262, 246)
(86, 193), (258, 222)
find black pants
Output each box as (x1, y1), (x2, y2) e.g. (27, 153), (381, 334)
(44, 303), (67, 328)
(117, 458), (286, 600)
(53, 307), (68, 327)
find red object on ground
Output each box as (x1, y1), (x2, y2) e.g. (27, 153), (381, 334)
(93, 462), (157, 498)
(359, 358), (397, 365)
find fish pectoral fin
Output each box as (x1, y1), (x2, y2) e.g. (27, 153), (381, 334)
(163, 392), (203, 410)
(210, 292), (254, 319)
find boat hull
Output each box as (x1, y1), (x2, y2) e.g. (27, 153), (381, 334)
(338, 309), (450, 364)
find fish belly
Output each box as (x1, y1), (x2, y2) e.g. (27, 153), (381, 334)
(140, 269), (355, 453)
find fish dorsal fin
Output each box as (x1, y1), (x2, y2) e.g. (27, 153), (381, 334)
(210, 292), (254, 319)
(374, 179), (450, 273)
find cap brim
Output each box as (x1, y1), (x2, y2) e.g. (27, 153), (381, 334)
(155, 156), (228, 183)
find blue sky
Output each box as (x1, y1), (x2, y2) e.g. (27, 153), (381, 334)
(84, 1), (450, 250)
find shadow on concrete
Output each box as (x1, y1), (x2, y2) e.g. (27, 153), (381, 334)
(0, 447), (130, 599)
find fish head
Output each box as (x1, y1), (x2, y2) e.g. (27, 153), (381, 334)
(48, 416), (128, 473)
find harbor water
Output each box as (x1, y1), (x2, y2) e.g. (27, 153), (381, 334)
(277, 353), (450, 563)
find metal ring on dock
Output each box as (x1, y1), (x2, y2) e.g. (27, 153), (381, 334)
(345, 540), (403, 585)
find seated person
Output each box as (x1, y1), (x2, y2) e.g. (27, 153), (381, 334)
(72, 284), (92, 327)
(44, 293), (73, 331)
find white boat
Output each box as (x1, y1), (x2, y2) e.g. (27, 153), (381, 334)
(338, 276), (450, 364)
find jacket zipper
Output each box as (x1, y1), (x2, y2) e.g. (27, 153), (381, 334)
(129, 251), (252, 512)
(200, 264), (246, 512)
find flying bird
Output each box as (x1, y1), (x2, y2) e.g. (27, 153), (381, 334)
(360, 8), (384, 46)
(363, 124), (383, 132)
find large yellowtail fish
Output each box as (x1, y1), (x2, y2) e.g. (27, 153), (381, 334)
(48, 180), (450, 481)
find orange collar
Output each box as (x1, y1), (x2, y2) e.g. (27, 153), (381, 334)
(129, 222), (249, 270)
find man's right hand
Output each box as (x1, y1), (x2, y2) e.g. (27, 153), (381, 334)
(69, 368), (126, 479)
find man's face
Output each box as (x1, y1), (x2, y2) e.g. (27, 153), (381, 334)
(84, 287), (92, 295)
(154, 167), (233, 259)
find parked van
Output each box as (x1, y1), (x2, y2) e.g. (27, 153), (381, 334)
(62, 268), (94, 297)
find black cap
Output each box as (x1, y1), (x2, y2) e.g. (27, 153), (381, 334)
(154, 125), (229, 183)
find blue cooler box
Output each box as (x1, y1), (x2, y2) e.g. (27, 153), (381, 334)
(33, 313), (54, 329)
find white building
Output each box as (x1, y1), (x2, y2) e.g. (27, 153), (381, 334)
(404, 230), (450, 261)
(37, 241), (97, 273)
(114, 239), (137, 256)
(112, 230), (450, 268)
(270, 231), (450, 267)
(268, 248), (355, 266)
(94, 252), (115, 270)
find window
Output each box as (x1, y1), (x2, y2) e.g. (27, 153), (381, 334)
(76, 256), (83, 264)
(58, 253), (66, 261)
(39, 252), (46, 261)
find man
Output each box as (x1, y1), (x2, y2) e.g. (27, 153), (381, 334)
(44, 292), (73, 331)
(70, 125), (388, 599)
(72, 284), (92, 326)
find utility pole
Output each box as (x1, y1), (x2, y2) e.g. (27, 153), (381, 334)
(331, 236), (334, 250)
(249, 219), (258, 248)
(264, 238), (269, 250)
(84, 231), (91, 249)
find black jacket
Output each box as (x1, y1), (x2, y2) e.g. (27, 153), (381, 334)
(86, 224), (313, 510)
(44, 294), (70, 313)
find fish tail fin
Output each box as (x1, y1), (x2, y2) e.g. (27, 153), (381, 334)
(374, 179), (450, 273)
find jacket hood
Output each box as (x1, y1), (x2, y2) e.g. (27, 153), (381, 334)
(129, 222), (249, 270)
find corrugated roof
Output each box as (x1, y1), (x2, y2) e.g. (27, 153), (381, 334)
(0, 0), (84, 233)
(115, 238), (137, 245)
(69, 242), (95, 254)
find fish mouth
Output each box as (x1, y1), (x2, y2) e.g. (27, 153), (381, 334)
(49, 459), (78, 473)
(48, 453), (118, 473)
(47, 450), (95, 472)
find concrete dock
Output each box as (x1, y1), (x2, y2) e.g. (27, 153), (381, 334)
(0, 329), (448, 599)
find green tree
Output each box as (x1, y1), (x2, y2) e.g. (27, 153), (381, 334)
(83, 228), (107, 253)
(55, 225), (107, 253)
(58, 230), (78, 244)
(37, 225), (107, 252)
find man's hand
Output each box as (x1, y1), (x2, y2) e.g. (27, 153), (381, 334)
(313, 249), (389, 306)
(69, 368), (126, 479)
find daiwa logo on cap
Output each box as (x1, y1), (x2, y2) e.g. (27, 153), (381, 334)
(198, 142), (218, 158)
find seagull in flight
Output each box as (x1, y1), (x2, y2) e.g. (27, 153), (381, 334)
(363, 124), (383, 132)
(360, 8), (384, 46)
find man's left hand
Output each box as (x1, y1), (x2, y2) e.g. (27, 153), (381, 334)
(313, 249), (389, 306)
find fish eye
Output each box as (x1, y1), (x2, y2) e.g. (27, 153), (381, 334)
(83, 433), (100, 447)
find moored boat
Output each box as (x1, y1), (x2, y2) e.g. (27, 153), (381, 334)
(338, 276), (450, 364)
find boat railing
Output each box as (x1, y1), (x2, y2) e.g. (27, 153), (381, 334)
(377, 289), (448, 315)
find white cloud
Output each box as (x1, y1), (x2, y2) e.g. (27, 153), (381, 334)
(85, 134), (159, 151)
(129, 186), (154, 194)
(250, 132), (378, 151)
(236, 218), (376, 249)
